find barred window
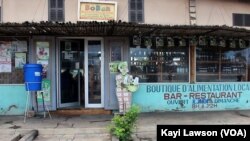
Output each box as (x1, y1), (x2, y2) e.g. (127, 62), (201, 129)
(233, 13), (250, 27)
(129, 0), (144, 23)
(49, 0), (64, 22)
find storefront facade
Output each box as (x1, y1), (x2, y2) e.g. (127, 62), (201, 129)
(1, 0), (250, 115)
(0, 34), (129, 115)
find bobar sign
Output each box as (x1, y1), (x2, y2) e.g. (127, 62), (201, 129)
(78, 0), (117, 21)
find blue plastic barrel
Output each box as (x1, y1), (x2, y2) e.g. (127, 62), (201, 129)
(23, 64), (43, 91)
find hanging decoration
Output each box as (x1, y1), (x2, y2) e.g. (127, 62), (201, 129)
(189, 36), (197, 46)
(130, 35), (248, 49)
(239, 39), (246, 48)
(155, 37), (164, 47)
(133, 35), (141, 46)
(210, 37), (217, 46)
(167, 37), (174, 47)
(218, 38), (226, 47)
(229, 39), (236, 48)
(198, 36), (206, 46)
(144, 37), (152, 48)
(179, 38), (186, 47)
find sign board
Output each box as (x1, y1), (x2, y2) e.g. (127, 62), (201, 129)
(37, 79), (51, 102)
(36, 42), (49, 60)
(15, 53), (26, 68)
(0, 41), (12, 72)
(109, 61), (120, 73)
(132, 82), (250, 112)
(36, 41), (49, 78)
(78, 0), (117, 21)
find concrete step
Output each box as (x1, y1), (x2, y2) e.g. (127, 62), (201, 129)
(0, 127), (109, 135)
(52, 109), (112, 116)
(0, 128), (112, 141)
(35, 134), (111, 141)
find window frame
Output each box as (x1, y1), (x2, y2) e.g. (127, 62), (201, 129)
(233, 13), (250, 27)
(48, 0), (65, 22)
(195, 45), (249, 82)
(0, 38), (29, 84)
(129, 45), (190, 83)
(128, 0), (144, 23)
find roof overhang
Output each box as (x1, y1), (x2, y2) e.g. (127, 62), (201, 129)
(0, 21), (249, 39)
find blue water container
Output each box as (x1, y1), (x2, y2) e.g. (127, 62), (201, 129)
(23, 64), (43, 91)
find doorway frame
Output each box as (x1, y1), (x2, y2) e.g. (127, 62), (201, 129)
(85, 38), (104, 108)
(56, 37), (104, 108)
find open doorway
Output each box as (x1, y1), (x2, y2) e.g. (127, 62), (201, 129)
(58, 38), (104, 108)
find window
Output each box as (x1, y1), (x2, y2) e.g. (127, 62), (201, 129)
(0, 37), (29, 84)
(129, 0), (144, 23)
(130, 38), (189, 83)
(233, 13), (250, 27)
(196, 43), (250, 82)
(49, 0), (64, 22)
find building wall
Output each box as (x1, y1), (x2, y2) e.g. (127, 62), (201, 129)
(144, 0), (189, 25)
(2, 0), (127, 23)
(116, 0), (129, 22)
(2, 0), (48, 22)
(65, 0), (128, 22)
(196, 0), (250, 26)
(2, 0), (250, 27)
(64, 0), (78, 22)
(0, 85), (27, 115)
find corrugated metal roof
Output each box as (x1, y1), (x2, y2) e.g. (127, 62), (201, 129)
(0, 21), (249, 39)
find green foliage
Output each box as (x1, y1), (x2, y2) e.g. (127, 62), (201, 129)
(109, 105), (140, 141)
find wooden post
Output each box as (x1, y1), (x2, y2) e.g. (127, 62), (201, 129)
(190, 45), (196, 83)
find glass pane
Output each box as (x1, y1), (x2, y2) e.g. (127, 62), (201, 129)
(245, 14), (250, 26)
(57, 10), (64, 21)
(130, 41), (189, 83)
(130, 11), (136, 22)
(50, 9), (56, 21)
(0, 39), (28, 84)
(50, 0), (56, 8)
(57, 0), (64, 8)
(60, 41), (80, 103)
(111, 45), (122, 61)
(129, 0), (143, 22)
(88, 41), (101, 104)
(137, 1), (143, 10)
(221, 49), (247, 81)
(130, 0), (136, 10)
(196, 45), (250, 82)
(196, 47), (220, 82)
(233, 13), (243, 26)
(137, 11), (143, 22)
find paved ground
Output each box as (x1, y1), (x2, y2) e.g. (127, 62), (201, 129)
(0, 110), (250, 141)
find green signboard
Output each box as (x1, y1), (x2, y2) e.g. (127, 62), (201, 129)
(37, 79), (50, 102)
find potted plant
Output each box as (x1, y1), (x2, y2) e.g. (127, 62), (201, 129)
(109, 105), (140, 141)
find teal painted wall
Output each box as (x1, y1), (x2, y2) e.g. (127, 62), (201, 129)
(0, 85), (27, 115)
(132, 82), (250, 112)
(2, 82), (250, 115)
